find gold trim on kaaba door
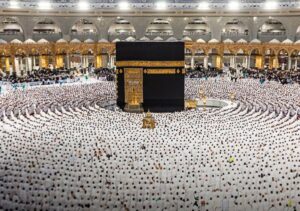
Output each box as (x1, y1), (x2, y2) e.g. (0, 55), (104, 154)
(116, 61), (185, 67)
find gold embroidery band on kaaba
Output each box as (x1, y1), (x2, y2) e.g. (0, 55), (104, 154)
(116, 61), (185, 67)
(145, 69), (176, 74)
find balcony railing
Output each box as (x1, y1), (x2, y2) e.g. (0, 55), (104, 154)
(258, 32), (287, 42)
(108, 34), (136, 42)
(187, 33), (212, 42)
(221, 33), (250, 42)
(32, 33), (62, 42)
(70, 33), (98, 42)
(0, 33), (24, 42)
(145, 32), (174, 36)
(295, 34), (300, 41)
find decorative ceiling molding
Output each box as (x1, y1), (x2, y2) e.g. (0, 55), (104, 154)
(0, 0), (300, 17)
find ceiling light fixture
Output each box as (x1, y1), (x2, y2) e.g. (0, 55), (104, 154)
(156, 1), (167, 10)
(38, 1), (51, 10)
(119, 1), (130, 10)
(78, 1), (89, 11)
(228, 1), (240, 11)
(198, 1), (210, 10)
(9, 0), (19, 9)
(264, 1), (278, 10)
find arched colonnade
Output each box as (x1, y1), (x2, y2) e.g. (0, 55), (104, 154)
(1, 42), (300, 76)
(185, 42), (300, 70)
(0, 42), (114, 75)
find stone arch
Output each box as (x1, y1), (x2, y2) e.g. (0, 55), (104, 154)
(15, 48), (27, 57)
(259, 19), (286, 34)
(250, 48), (262, 56)
(265, 48), (276, 56)
(70, 19), (98, 41)
(70, 18), (97, 34)
(277, 49), (289, 70)
(208, 48), (220, 55)
(0, 17), (24, 42)
(222, 19), (249, 35)
(145, 18), (173, 39)
(32, 18), (62, 42)
(185, 48), (192, 55)
(108, 18), (136, 41)
(236, 48), (247, 56)
(264, 48), (277, 69)
(208, 48), (222, 68)
(258, 18), (286, 42)
(195, 48), (206, 56)
(33, 18), (61, 34)
(28, 48), (40, 56)
(183, 18), (211, 41)
(249, 48), (263, 68)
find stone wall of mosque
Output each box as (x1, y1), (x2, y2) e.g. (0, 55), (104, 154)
(1, 15), (300, 75)
(1, 16), (300, 42)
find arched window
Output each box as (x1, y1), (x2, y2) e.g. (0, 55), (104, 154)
(222, 19), (248, 35)
(71, 19), (97, 34)
(108, 18), (136, 41)
(145, 18), (173, 39)
(70, 19), (97, 41)
(33, 18), (62, 41)
(0, 17), (24, 42)
(183, 19), (210, 36)
(258, 18), (286, 42)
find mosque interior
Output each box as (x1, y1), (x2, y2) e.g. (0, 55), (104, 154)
(0, 1), (300, 210)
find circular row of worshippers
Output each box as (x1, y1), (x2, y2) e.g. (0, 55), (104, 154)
(0, 78), (299, 210)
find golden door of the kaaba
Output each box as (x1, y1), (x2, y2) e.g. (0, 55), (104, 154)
(124, 68), (143, 107)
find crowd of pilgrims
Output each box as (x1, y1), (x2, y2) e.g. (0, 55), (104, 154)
(0, 75), (299, 211)
(0, 67), (115, 85)
(186, 64), (300, 85)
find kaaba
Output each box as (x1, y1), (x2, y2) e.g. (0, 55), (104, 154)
(116, 42), (185, 112)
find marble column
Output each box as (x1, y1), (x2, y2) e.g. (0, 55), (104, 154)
(230, 56), (234, 68)
(20, 57), (23, 75)
(5, 58), (10, 73)
(248, 55), (251, 69)
(111, 55), (115, 68)
(232, 56), (236, 68)
(14, 57), (18, 73)
(83, 55), (87, 68)
(108, 54), (111, 68)
(242, 56), (247, 68)
(11, 57), (15, 75)
(33, 56), (36, 68)
(288, 57), (292, 70)
(191, 55), (195, 69)
(204, 56), (208, 69)
(25, 57), (29, 75)
(27, 57), (32, 73)
(66, 54), (70, 69)
(85, 56), (88, 68)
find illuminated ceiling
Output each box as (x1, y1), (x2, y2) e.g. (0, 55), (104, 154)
(0, 0), (299, 16)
